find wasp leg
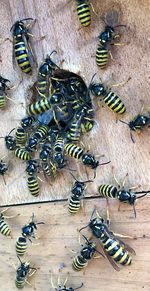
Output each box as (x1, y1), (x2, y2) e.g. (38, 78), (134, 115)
(112, 166), (120, 187)
(122, 173), (128, 188)
(106, 199), (111, 227)
(111, 77), (131, 88)
(90, 3), (98, 15)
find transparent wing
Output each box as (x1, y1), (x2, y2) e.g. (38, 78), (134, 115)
(98, 239), (120, 271)
(105, 8), (120, 26)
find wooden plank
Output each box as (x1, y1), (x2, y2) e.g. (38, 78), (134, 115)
(0, 198), (150, 291)
(0, 0), (149, 205)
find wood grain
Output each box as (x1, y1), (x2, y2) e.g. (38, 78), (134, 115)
(0, 0), (149, 206)
(0, 198), (150, 291)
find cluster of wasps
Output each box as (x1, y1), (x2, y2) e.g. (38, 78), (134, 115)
(0, 0), (150, 289)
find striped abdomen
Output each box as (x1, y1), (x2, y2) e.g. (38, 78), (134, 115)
(103, 91), (126, 114)
(26, 98), (51, 116)
(99, 184), (118, 198)
(15, 277), (25, 288)
(37, 75), (48, 97)
(16, 237), (27, 256)
(102, 236), (132, 266)
(77, 1), (91, 27)
(0, 219), (11, 236)
(72, 255), (87, 271)
(42, 163), (51, 176)
(64, 143), (84, 159)
(16, 127), (27, 145)
(68, 196), (81, 213)
(14, 40), (32, 74)
(27, 176), (40, 197)
(96, 47), (108, 69)
(67, 119), (82, 142)
(15, 148), (31, 160)
(82, 108), (95, 132)
(54, 136), (64, 152)
(0, 92), (6, 108)
(34, 125), (49, 140)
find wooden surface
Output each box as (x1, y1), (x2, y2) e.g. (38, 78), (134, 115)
(0, 0), (149, 205)
(0, 1), (150, 290)
(0, 198), (150, 291)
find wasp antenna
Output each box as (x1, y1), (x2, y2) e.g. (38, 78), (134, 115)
(79, 224), (89, 233)
(70, 172), (78, 181)
(136, 193), (148, 199)
(36, 221), (45, 225)
(17, 255), (23, 264)
(81, 233), (90, 244)
(2, 175), (6, 186)
(133, 204), (136, 219)
(114, 24), (126, 28)
(49, 50), (57, 57)
(99, 160), (111, 167)
(130, 130), (135, 143)
(21, 18), (34, 22)
(119, 120), (129, 126)
(89, 73), (97, 88)
(74, 283), (84, 290)
(8, 128), (16, 136)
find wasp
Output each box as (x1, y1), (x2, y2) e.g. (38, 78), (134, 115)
(68, 173), (92, 214)
(37, 51), (59, 98)
(51, 273), (83, 291)
(64, 143), (110, 178)
(25, 125), (49, 152)
(39, 144), (52, 162)
(21, 213), (44, 242)
(120, 112), (150, 143)
(0, 76), (11, 109)
(96, 9), (126, 69)
(10, 18), (35, 74)
(15, 147), (31, 160)
(26, 97), (51, 116)
(90, 74), (126, 114)
(52, 134), (66, 169)
(99, 170), (149, 218)
(72, 234), (103, 271)
(79, 208), (136, 270)
(76, 0), (91, 27)
(15, 127), (27, 145)
(15, 116), (36, 145)
(16, 236), (27, 257)
(26, 160), (40, 197)
(15, 256), (37, 288)
(0, 160), (8, 185)
(66, 105), (88, 142)
(0, 208), (17, 237)
(0, 128), (16, 151)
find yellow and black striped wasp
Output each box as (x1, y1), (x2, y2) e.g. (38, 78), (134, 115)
(37, 51), (59, 98)
(0, 159), (8, 185)
(96, 8), (126, 69)
(0, 76), (10, 109)
(68, 173), (92, 214)
(26, 159), (40, 197)
(90, 73), (126, 115)
(72, 234), (103, 271)
(99, 168), (149, 218)
(10, 18), (35, 74)
(0, 208), (18, 237)
(79, 208), (136, 270)
(15, 256), (37, 288)
(120, 111), (150, 143)
(51, 273), (83, 291)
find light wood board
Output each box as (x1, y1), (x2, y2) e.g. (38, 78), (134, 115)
(0, 198), (150, 291)
(0, 0), (150, 205)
